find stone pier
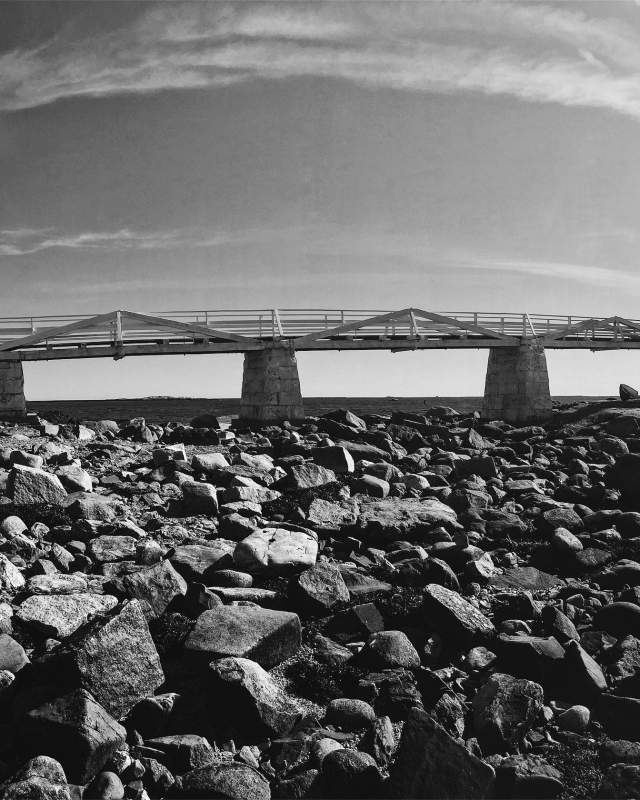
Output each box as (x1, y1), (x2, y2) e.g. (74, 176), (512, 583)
(482, 341), (552, 423)
(0, 361), (26, 420)
(240, 345), (304, 423)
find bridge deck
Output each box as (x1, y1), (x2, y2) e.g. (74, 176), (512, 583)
(0, 308), (639, 360)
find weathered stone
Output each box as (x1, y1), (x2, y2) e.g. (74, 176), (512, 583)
(25, 573), (88, 595)
(306, 498), (359, 533)
(210, 656), (302, 737)
(422, 583), (495, 646)
(357, 498), (459, 541)
(234, 526), (318, 575)
(112, 560), (187, 619)
(16, 593), (118, 639)
(144, 734), (216, 773)
(10, 465), (67, 505)
(18, 689), (126, 784)
(313, 446), (355, 474)
(325, 698), (376, 731)
(48, 600), (164, 721)
(179, 762), (271, 800)
(292, 561), (350, 611)
(185, 605), (301, 668)
(472, 672), (544, 755)
(182, 481), (218, 514)
(0, 553), (26, 591)
(88, 536), (137, 563)
(356, 630), (421, 670)
(0, 633), (29, 673)
(170, 543), (235, 581)
(388, 707), (495, 798)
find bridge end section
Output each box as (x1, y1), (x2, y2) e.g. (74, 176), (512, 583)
(0, 361), (26, 420)
(482, 341), (551, 423)
(240, 345), (304, 423)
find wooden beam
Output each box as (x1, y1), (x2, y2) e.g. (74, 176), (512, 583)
(410, 308), (518, 341)
(292, 309), (412, 347)
(120, 310), (260, 344)
(0, 311), (117, 352)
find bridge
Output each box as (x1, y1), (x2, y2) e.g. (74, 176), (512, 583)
(0, 307), (639, 423)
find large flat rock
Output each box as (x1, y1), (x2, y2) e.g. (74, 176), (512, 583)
(233, 526), (318, 575)
(17, 593), (118, 639)
(356, 498), (459, 541)
(184, 605), (301, 668)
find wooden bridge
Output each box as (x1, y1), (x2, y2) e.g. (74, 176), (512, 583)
(0, 307), (637, 424)
(1, 308), (640, 359)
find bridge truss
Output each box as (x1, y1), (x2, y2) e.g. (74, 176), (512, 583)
(0, 308), (639, 361)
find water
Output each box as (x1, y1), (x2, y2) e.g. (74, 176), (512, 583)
(27, 395), (610, 424)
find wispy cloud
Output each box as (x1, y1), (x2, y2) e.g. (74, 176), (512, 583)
(2, 2), (640, 118)
(0, 225), (289, 256)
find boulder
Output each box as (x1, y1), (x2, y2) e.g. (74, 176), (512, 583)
(88, 536), (137, 563)
(306, 498), (359, 533)
(356, 630), (421, 670)
(182, 481), (219, 514)
(18, 689), (126, 784)
(291, 561), (350, 612)
(178, 762), (271, 800)
(16, 593), (118, 639)
(36, 600), (164, 721)
(111, 560), (187, 619)
(472, 672), (544, 755)
(210, 656), (302, 737)
(0, 553), (26, 591)
(185, 605), (301, 668)
(422, 584), (495, 646)
(170, 543), (235, 581)
(286, 462), (336, 490)
(388, 708), (495, 798)
(234, 526), (318, 575)
(313, 446), (355, 474)
(10, 465), (67, 505)
(357, 498), (459, 541)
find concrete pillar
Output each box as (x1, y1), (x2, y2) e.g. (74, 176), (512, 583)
(240, 345), (304, 423)
(482, 341), (551, 423)
(0, 361), (26, 420)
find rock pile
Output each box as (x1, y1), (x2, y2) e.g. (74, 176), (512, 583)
(3, 403), (640, 797)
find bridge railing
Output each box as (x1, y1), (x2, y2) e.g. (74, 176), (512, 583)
(0, 310), (640, 349)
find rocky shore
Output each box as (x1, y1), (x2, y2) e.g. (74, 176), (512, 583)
(2, 404), (640, 798)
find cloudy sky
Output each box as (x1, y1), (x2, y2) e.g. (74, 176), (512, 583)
(2, 0), (640, 400)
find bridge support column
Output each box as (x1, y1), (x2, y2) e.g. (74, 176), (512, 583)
(482, 341), (551, 423)
(240, 345), (304, 423)
(0, 361), (26, 420)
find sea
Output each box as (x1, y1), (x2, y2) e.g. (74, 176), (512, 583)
(27, 396), (611, 425)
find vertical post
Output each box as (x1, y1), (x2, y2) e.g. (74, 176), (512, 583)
(240, 344), (304, 423)
(0, 361), (26, 420)
(482, 341), (551, 423)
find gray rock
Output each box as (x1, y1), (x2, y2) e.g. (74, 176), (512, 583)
(18, 688), (126, 784)
(112, 559), (187, 619)
(357, 498), (459, 541)
(170, 543), (235, 581)
(16, 593), (118, 639)
(325, 698), (376, 731)
(10, 465), (67, 505)
(88, 536), (137, 563)
(182, 481), (219, 514)
(306, 498), (359, 533)
(0, 553), (25, 591)
(286, 462), (336, 490)
(185, 605), (301, 668)
(313, 446), (355, 474)
(388, 708), (495, 798)
(597, 764), (640, 799)
(210, 656), (302, 737)
(178, 762), (271, 800)
(472, 672), (544, 755)
(356, 630), (421, 670)
(292, 561), (350, 611)
(52, 600), (164, 720)
(234, 526), (318, 575)
(422, 584), (495, 646)
(144, 734), (216, 773)
(0, 633), (29, 673)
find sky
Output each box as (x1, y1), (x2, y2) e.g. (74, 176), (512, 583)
(2, 0), (640, 400)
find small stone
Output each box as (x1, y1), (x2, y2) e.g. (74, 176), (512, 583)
(325, 698), (376, 731)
